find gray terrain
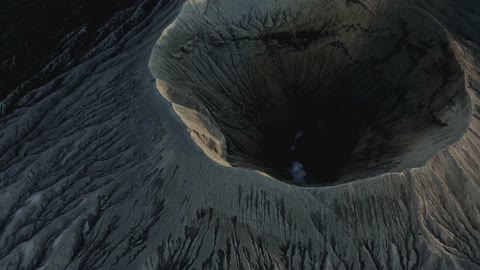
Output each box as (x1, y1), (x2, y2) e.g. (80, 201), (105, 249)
(1, 0), (480, 269)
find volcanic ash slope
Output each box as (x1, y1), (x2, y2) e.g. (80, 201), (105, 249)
(0, 0), (480, 269)
(149, 0), (480, 268)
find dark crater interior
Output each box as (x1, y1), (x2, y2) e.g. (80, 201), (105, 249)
(151, 7), (471, 186)
(261, 95), (368, 184)
(221, 21), (469, 185)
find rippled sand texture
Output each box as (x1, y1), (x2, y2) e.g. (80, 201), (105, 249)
(1, 0), (480, 269)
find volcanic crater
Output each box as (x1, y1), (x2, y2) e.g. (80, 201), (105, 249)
(150, 0), (470, 185)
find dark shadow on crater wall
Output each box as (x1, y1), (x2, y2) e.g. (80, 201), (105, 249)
(261, 95), (368, 185)
(227, 10), (469, 186)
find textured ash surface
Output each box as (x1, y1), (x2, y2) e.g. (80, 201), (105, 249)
(1, 0), (480, 269)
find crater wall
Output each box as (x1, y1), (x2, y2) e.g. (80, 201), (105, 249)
(150, 0), (471, 185)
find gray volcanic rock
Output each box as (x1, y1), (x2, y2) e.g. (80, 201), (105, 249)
(0, 0), (480, 269)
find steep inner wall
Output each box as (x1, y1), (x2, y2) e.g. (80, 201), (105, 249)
(150, 0), (470, 185)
